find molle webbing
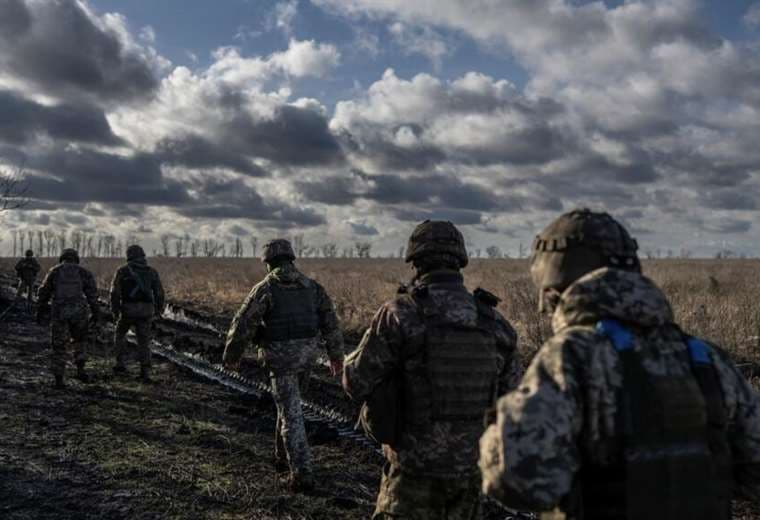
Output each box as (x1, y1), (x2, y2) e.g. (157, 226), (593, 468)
(584, 319), (731, 520)
(54, 264), (84, 303)
(412, 289), (499, 423)
(261, 282), (319, 342)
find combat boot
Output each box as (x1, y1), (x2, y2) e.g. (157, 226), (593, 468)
(288, 471), (315, 493)
(75, 363), (91, 383)
(54, 374), (65, 389)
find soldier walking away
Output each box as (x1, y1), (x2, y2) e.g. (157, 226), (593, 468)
(15, 249), (41, 310)
(223, 239), (345, 493)
(36, 248), (100, 389)
(479, 209), (760, 519)
(343, 220), (521, 520)
(110, 245), (165, 383)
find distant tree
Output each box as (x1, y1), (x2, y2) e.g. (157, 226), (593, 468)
(44, 230), (56, 257)
(174, 236), (185, 257)
(293, 234), (308, 257)
(355, 242), (372, 258)
(474, 248), (482, 258)
(398, 246), (405, 259)
(160, 234), (171, 257)
(190, 239), (200, 257)
(0, 166), (29, 213)
(321, 243), (338, 258)
(249, 236), (258, 258)
(11, 230), (17, 257)
(57, 230), (67, 255)
(486, 245), (502, 259)
(231, 237), (244, 258)
(518, 242), (527, 259)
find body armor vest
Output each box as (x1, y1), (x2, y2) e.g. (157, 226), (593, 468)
(404, 286), (500, 428)
(120, 265), (155, 304)
(54, 264), (84, 304)
(579, 319), (732, 520)
(261, 282), (319, 342)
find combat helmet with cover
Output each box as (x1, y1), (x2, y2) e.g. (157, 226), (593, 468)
(530, 209), (639, 311)
(126, 245), (146, 261)
(262, 239), (296, 264)
(405, 220), (468, 268)
(59, 248), (80, 264)
(25, 249), (34, 257)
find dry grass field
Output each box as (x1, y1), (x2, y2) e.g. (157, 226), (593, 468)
(5, 256), (759, 377)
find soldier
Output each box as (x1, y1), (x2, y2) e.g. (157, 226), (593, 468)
(36, 248), (99, 389)
(343, 220), (521, 520)
(222, 239), (345, 492)
(110, 245), (165, 383)
(15, 249), (41, 307)
(479, 209), (760, 519)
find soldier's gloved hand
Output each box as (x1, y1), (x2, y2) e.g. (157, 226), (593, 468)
(329, 359), (344, 377)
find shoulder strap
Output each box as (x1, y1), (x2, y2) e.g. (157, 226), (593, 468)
(126, 264), (152, 300)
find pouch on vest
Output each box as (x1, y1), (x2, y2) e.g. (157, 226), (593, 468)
(406, 288), (500, 428)
(587, 319), (731, 520)
(261, 282), (319, 342)
(54, 264), (84, 304)
(358, 371), (403, 447)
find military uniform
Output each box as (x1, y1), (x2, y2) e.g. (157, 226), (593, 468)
(223, 246), (344, 486)
(110, 246), (165, 381)
(37, 250), (99, 386)
(15, 252), (40, 305)
(479, 210), (760, 519)
(343, 221), (521, 520)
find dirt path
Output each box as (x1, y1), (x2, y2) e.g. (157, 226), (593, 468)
(0, 294), (378, 520)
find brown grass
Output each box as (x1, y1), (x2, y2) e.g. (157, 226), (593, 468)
(5, 257), (759, 373)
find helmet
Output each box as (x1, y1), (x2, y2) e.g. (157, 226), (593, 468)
(405, 220), (468, 268)
(59, 248), (80, 264)
(126, 244), (146, 261)
(25, 249), (34, 257)
(262, 239), (296, 263)
(530, 209), (640, 303)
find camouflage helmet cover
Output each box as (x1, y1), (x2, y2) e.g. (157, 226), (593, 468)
(262, 239), (296, 263)
(530, 208), (639, 293)
(405, 220), (469, 268)
(25, 249), (34, 257)
(59, 248), (80, 264)
(126, 244), (146, 261)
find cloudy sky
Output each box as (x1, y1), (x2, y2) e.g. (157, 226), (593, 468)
(1, 0), (759, 257)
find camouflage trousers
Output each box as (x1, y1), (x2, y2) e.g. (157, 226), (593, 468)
(272, 372), (312, 475)
(114, 317), (153, 368)
(50, 315), (89, 376)
(16, 278), (34, 304)
(373, 463), (482, 520)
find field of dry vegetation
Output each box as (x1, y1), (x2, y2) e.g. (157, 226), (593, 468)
(6, 257), (759, 376)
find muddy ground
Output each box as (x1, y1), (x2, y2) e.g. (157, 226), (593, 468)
(1, 277), (758, 519)
(0, 291), (380, 520)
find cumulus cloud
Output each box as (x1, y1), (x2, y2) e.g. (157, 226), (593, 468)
(388, 22), (450, 70)
(0, 0), (163, 104)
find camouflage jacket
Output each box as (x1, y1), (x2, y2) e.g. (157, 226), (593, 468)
(37, 262), (99, 314)
(479, 268), (760, 511)
(15, 257), (40, 280)
(344, 270), (521, 477)
(109, 258), (165, 318)
(223, 263), (344, 375)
